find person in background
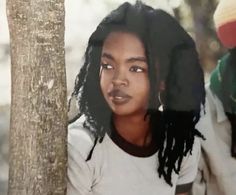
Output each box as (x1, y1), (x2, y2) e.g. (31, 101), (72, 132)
(192, 0), (236, 194)
(67, 1), (205, 195)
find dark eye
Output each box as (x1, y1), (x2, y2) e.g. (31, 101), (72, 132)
(101, 63), (113, 70)
(129, 65), (145, 73)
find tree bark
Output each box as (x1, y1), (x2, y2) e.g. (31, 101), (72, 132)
(7, 0), (67, 195)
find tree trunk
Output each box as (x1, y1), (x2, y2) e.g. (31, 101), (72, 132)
(7, 0), (67, 195)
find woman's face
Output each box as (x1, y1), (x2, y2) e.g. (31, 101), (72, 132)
(100, 31), (150, 117)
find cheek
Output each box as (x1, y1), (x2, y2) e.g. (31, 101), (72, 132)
(141, 82), (150, 102)
(100, 72), (112, 94)
(131, 74), (150, 91)
(139, 79), (150, 102)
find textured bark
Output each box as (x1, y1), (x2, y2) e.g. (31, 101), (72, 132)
(7, 0), (67, 195)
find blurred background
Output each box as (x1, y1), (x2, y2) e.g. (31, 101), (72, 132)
(0, 0), (224, 194)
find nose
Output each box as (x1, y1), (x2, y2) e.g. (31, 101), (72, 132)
(112, 69), (128, 87)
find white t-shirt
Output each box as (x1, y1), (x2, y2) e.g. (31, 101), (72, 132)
(67, 117), (200, 195)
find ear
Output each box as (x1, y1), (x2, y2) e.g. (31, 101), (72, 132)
(157, 81), (166, 107)
(159, 81), (165, 91)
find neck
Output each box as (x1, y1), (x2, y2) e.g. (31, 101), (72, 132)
(113, 114), (151, 147)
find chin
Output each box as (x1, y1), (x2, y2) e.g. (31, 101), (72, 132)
(110, 107), (132, 116)
(111, 107), (146, 118)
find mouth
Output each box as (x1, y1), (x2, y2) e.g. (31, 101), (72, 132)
(108, 89), (131, 105)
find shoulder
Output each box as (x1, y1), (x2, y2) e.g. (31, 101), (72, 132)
(177, 137), (201, 185)
(183, 137), (201, 165)
(67, 116), (101, 194)
(68, 116), (95, 159)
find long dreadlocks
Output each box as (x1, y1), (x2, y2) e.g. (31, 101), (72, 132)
(69, 1), (205, 186)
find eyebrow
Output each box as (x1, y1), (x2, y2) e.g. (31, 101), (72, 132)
(101, 52), (147, 63)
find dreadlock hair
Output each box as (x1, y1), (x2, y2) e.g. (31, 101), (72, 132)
(69, 1), (205, 186)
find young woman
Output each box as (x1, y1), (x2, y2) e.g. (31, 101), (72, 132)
(67, 2), (205, 195)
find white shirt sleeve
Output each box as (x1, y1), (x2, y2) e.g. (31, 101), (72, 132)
(67, 119), (95, 195)
(177, 137), (201, 185)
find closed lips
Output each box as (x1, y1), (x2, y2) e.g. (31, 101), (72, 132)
(108, 89), (131, 99)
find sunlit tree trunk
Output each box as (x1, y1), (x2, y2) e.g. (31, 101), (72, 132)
(7, 0), (67, 194)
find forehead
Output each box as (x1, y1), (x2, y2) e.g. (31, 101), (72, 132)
(102, 31), (146, 58)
